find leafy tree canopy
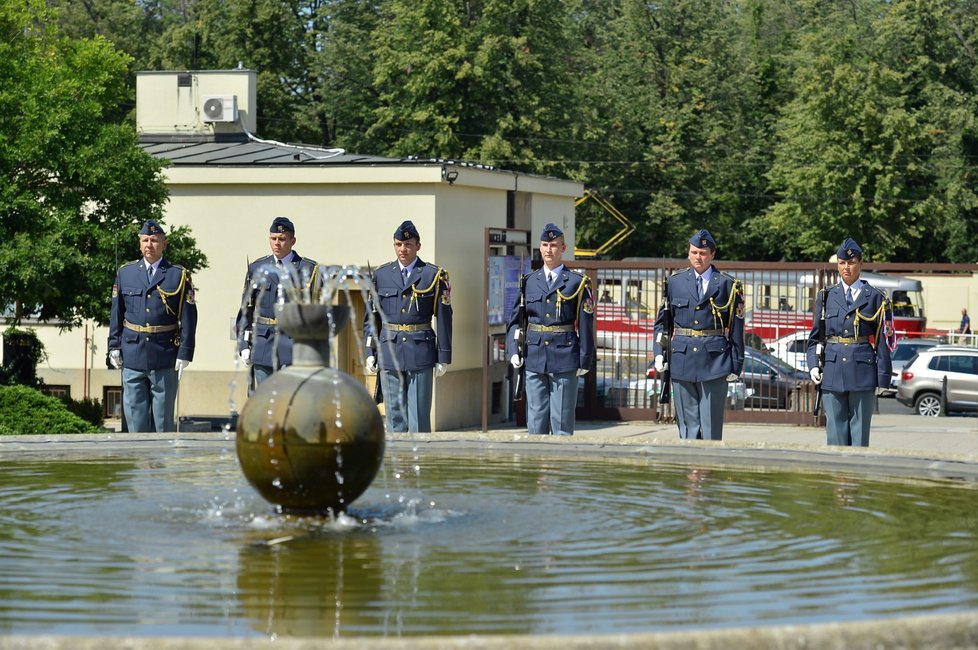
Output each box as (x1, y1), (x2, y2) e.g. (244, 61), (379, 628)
(41, 0), (978, 263)
(0, 0), (206, 329)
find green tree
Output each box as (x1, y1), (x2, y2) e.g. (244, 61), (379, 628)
(569, 0), (770, 259)
(49, 0), (163, 120)
(304, 0), (384, 150)
(368, 0), (578, 172)
(757, 0), (978, 262)
(0, 0), (205, 328)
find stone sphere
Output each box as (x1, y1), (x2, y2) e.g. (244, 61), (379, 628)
(236, 366), (385, 514)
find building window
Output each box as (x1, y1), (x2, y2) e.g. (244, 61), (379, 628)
(43, 385), (71, 400)
(103, 386), (123, 419)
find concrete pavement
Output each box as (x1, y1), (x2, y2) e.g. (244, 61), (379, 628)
(562, 412), (978, 455)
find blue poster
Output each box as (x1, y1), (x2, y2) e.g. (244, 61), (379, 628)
(488, 256), (531, 325)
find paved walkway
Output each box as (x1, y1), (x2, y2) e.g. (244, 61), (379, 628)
(556, 412), (978, 455)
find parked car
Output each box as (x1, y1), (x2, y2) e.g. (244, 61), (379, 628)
(886, 338), (942, 395)
(895, 345), (978, 416)
(765, 330), (810, 371)
(741, 348), (810, 409)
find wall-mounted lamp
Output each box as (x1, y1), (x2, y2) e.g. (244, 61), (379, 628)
(443, 169), (459, 185)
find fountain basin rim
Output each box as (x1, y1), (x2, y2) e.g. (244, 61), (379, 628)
(2, 608), (978, 649)
(3, 430), (978, 483)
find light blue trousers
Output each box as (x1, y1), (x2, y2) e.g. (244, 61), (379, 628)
(525, 370), (579, 435)
(122, 366), (178, 433)
(381, 368), (434, 433)
(251, 364), (275, 395)
(673, 377), (728, 440)
(822, 390), (875, 446)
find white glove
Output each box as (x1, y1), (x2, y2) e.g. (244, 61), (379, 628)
(654, 355), (668, 373)
(108, 349), (122, 369)
(726, 373), (738, 382)
(435, 363), (447, 377)
(238, 348), (251, 366)
(365, 355), (378, 375)
(510, 354), (523, 369)
(809, 367), (822, 385)
(875, 386), (887, 397)
(175, 358), (190, 379)
(576, 368), (588, 377)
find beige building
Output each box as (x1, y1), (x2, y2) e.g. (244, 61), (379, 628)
(33, 69), (583, 430)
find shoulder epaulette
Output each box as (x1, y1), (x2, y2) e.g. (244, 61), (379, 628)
(120, 259), (142, 270)
(865, 283), (887, 298)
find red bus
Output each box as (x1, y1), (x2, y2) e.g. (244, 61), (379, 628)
(742, 270), (926, 342)
(591, 268), (926, 349)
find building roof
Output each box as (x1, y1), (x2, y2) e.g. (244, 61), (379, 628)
(139, 139), (408, 166)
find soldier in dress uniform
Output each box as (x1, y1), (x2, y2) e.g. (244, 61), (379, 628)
(364, 220), (452, 433)
(806, 238), (893, 446)
(506, 223), (595, 435)
(236, 217), (319, 391)
(653, 229), (745, 440)
(107, 219), (197, 432)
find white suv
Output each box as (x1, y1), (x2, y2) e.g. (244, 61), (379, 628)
(895, 346), (978, 416)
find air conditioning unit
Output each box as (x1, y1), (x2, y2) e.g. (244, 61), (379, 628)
(201, 95), (238, 123)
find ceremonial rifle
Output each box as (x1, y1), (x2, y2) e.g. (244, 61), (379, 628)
(813, 271), (827, 421)
(657, 272), (673, 406)
(366, 261), (383, 404)
(513, 273), (529, 401)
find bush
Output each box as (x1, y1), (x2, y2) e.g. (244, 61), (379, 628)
(60, 396), (104, 429)
(0, 328), (46, 388)
(0, 385), (101, 434)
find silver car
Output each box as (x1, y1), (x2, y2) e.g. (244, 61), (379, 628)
(895, 345), (978, 416)
(886, 338), (942, 396)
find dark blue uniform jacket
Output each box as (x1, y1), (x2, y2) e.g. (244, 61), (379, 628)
(653, 266), (745, 382)
(108, 258), (197, 371)
(364, 258), (453, 371)
(505, 268), (595, 374)
(806, 283), (892, 392)
(236, 253), (318, 368)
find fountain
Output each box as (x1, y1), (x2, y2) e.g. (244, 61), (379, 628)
(2, 264), (978, 647)
(236, 302), (384, 514)
(3, 442), (978, 646)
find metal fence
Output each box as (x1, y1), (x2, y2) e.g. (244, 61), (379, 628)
(575, 260), (836, 425)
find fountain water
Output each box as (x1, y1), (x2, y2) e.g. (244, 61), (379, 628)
(235, 265), (388, 514)
(3, 267), (978, 646)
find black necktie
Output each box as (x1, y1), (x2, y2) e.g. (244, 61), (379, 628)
(846, 287), (853, 307)
(147, 266), (154, 283)
(697, 276), (704, 300)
